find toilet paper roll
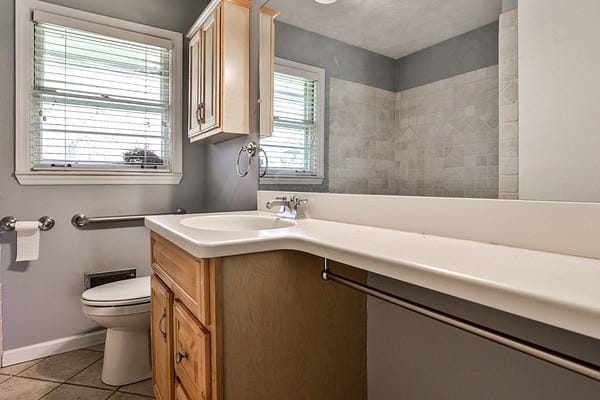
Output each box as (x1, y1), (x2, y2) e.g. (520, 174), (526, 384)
(15, 221), (41, 262)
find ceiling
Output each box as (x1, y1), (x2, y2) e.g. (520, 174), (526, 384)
(267, 0), (502, 59)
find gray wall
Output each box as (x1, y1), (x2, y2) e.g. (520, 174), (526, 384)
(260, 21), (396, 193)
(202, 1), (262, 212)
(0, 0), (208, 350)
(275, 22), (396, 92)
(503, 0), (518, 11)
(395, 21), (499, 91)
(368, 273), (600, 399)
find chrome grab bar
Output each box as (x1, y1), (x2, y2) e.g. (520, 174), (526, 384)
(71, 208), (186, 228)
(321, 258), (600, 382)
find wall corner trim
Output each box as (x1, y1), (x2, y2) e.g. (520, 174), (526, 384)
(1, 329), (106, 367)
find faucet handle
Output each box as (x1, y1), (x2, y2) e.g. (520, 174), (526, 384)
(290, 195), (308, 207)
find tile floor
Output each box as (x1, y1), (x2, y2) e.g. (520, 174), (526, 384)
(0, 344), (155, 400)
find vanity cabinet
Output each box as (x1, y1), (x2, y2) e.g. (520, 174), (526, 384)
(186, 0), (250, 144)
(149, 232), (368, 400)
(151, 275), (174, 400)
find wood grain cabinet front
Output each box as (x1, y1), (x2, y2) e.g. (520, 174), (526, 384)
(187, 29), (202, 138)
(174, 301), (211, 400)
(151, 233), (211, 326)
(150, 232), (367, 400)
(186, 0), (250, 144)
(151, 275), (174, 400)
(175, 381), (193, 400)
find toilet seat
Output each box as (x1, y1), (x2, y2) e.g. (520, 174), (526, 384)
(82, 276), (150, 308)
(82, 301), (150, 317)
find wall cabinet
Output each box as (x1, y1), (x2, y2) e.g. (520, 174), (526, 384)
(149, 232), (368, 400)
(187, 0), (250, 144)
(259, 7), (278, 138)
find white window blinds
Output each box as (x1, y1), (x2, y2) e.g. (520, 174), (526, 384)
(261, 67), (321, 177)
(31, 14), (173, 171)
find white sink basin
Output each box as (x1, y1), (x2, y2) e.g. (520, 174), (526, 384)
(180, 215), (295, 232)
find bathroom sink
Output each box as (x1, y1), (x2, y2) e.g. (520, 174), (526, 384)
(180, 214), (295, 232)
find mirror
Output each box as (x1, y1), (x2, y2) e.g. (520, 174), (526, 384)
(258, 0), (600, 202)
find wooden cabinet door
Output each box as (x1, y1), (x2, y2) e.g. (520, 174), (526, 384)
(174, 301), (211, 400)
(175, 381), (192, 400)
(188, 30), (202, 138)
(199, 6), (221, 134)
(151, 275), (174, 400)
(259, 8), (277, 138)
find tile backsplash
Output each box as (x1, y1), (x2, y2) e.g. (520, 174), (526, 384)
(329, 64), (500, 198)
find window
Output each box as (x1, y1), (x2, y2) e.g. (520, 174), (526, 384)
(16, 0), (183, 185)
(261, 58), (325, 184)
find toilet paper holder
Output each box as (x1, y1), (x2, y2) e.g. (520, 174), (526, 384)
(0, 216), (55, 232)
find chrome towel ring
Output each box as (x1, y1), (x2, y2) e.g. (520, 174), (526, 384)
(236, 141), (268, 178)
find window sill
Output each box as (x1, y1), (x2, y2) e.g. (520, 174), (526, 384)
(260, 176), (324, 185)
(15, 171), (183, 185)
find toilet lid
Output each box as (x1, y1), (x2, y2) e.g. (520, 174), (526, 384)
(82, 276), (150, 306)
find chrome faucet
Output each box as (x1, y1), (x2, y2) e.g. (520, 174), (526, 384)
(266, 195), (308, 220)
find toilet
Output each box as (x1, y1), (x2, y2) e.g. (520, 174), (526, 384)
(81, 276), (152, 386)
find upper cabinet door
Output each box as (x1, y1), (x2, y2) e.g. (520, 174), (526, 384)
(186, 0), (250, 144)
(259, 7), (278, 138)
(188, 30), (202, 139)
(200, 7), (221, 134)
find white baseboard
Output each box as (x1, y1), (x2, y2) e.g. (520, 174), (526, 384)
(1, 329), (106, 367)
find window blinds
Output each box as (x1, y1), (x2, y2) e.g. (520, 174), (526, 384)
(31, 15), (172, 171)
(261, 71), (319, 176)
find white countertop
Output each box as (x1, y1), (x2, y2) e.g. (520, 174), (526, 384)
(145, 211), (600, 340)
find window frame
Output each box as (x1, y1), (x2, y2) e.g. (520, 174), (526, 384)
(260, 58), (325, 185)
(15, 0), (183, 185)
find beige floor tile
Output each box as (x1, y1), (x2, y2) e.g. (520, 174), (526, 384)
(109, 392), (153, 399)
(0, 376), (59, 400)
(19, 350), (103, 383)
(119, 379), (154, 397)
(0, 375), (10, 384)
(43, 384), (114, 400)
(68, 359), (117, 390)
(86, 343), (106, 353)
(0, 358), (43, 376)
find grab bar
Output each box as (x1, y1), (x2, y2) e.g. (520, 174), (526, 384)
(321, 258), (600, 382)
(71, 208), (186, 228)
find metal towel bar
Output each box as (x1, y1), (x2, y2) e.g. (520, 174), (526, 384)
(71, 209), (186, 228)
(321, 258), (600, 382)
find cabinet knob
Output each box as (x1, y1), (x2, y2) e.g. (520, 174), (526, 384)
(176, 352), (188, 364)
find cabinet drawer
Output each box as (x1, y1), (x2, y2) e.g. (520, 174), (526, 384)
(151, 275), (174, 400)
(151, 233), (210, 325)
(174, 301), (211, 400)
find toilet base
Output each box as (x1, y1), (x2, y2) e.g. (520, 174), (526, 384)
(102, 328), (152, 386)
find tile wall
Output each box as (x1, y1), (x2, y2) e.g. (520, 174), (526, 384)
(498, 8), (519, 199)
(329, 79), (397, 194)
(329, 65), (500, 198)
